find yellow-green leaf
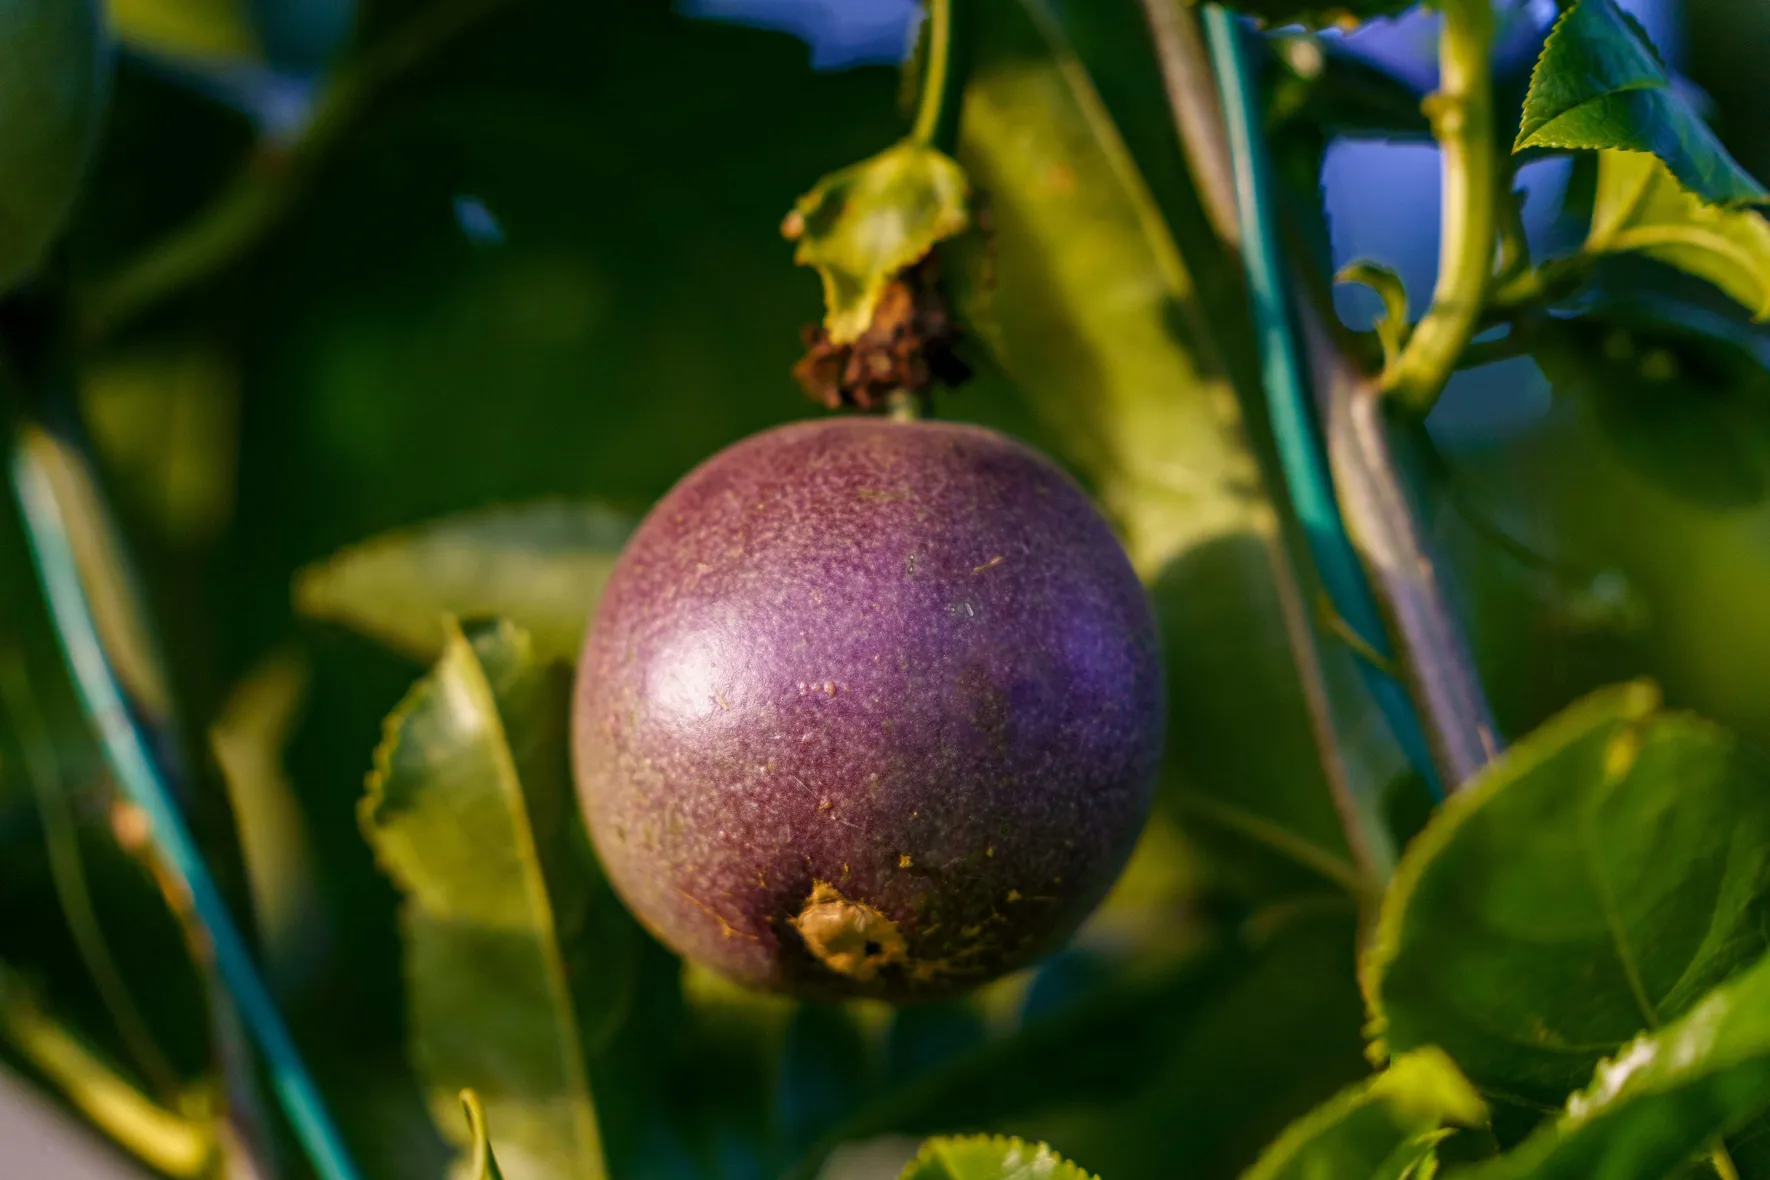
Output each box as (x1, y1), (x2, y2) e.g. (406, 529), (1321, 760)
(1515, 0), (1767, 208)
(459, 1090), (507, 1180)
(208, 648), (325, 993)
(106, 0), (259, 62)
(786, 140), (969, 345)
(899, 1135), (1096, 1180)
(954, 0), (1394, 904)
(1241, 1048), (1486, 1180)
(363, 618), (630, 1180)
(295, 500), (632, 663)
(1588, 150), (1770, 319)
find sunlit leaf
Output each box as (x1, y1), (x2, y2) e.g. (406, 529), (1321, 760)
(1460, 948), (1770, 1180)
(786, 140), (969, 345)
(899, 1135), (1096, 1180)
(459, 1090), (507, 1180)
(106, 0), (260, 62)
(1365, 682), (1770, 1119)
(1240, 1048), (1485, 1180)
(208, 648), (326, 993)
(295, 501), (633, 663)
(954, 0), (1391, 905)
(363, 617), (630, 1180)
(1587, 150), (1770, 319)
(1515, 0), (1767, 208)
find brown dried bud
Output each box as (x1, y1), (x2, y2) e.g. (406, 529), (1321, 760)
(792, 254), (971, 413)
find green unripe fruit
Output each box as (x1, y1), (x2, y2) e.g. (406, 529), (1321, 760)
(0, 0), (109, 293)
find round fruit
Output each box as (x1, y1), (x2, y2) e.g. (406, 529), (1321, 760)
(0, 0), (109, 293)
(573, 417), (1163, 1000)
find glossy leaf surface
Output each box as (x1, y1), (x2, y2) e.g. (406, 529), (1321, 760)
(1367, 683), (1770, 1116)
(1516, 0), (1767, 208)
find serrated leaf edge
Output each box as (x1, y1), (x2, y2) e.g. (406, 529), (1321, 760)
(1514, 0), (1667, 151)
(361, 617), (604, 1173)
(899, 1135), (1100, 1180)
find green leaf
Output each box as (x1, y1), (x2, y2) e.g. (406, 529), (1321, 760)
(955, 0), (1391, 904)
(108, 0), (261, 62)
(1530, 302), (1770, 510)
(899, 1136), (1097, 1180)
(1587, 150), (1770, 319)
(295, 500), (633, 663)
(785, 140), (970, 345)
(459, 1090), (507, 1180)
(363, 617), (630, 1180)
(1515, 0), (1767, 209)
(1365, 682), (1770, 1118)
(1243, 1048), (1486, 1180)
(1459, 949), (1770, 1180)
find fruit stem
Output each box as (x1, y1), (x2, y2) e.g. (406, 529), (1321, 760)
(1382, 0), (1497, 412)
(886, 388), (926, 421)
(909, 0), (966, 154)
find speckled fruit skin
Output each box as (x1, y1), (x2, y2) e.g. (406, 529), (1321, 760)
(573, 417), (1164, 1000)
(0, 0), (108, 292)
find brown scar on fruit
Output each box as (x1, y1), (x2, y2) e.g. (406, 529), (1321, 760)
(792, 881), (907, 981)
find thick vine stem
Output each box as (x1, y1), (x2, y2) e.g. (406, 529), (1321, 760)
(1383, 0), (1496, 412)
(1311, 314), (1501, 788)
